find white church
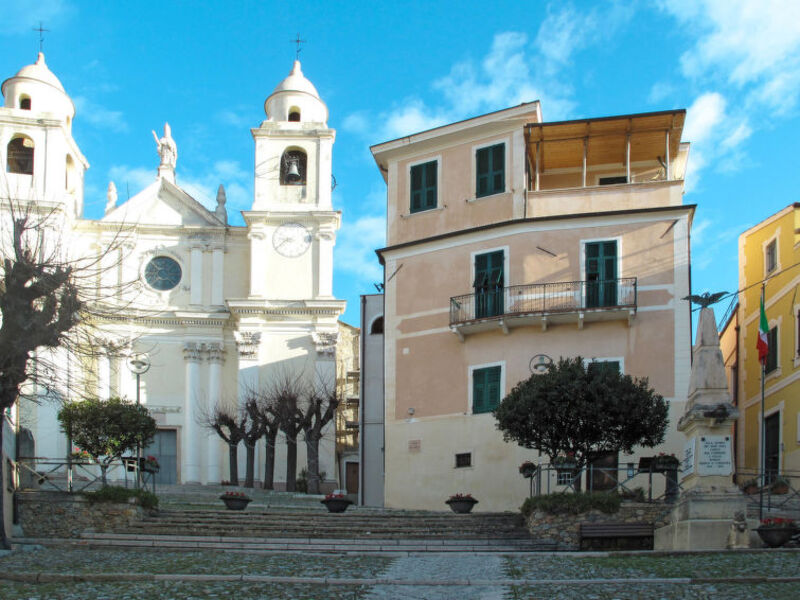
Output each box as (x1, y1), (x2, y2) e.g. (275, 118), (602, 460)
(0, 53), (345, 487)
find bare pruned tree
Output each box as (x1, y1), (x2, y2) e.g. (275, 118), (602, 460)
(246, 389), (281, 490)
(300, 383), (340, 495)
(0, 196), (139, 549)
(263, 371), (307, 493)
(199, 397), (246, 486)
(242, 394), (266, 489)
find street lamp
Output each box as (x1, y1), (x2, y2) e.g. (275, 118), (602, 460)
(127, 353), (150, 488)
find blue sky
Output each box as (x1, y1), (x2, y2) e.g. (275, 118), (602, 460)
(2, 0), (800, 326)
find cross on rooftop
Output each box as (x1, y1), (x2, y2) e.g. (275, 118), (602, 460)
(291, 33), (306, 60)
(33, 21), (49, 53)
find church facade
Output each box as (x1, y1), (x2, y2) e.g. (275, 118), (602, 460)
(0, 53), (344, 487)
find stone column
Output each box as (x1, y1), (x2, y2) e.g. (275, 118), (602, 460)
(97, 353), (111, 400)
(190, 247), (203, 305)
(654, 306), (745, 551)
(234, 331), (261, 481)
(205, 343), (225, 484)
(316, 229), (335, 298)
(211, 247), (225, 306)
(182, 342), (204, 483)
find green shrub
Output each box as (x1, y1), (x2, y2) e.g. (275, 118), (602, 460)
(520, 492), (621, 518)
(82, 486), (158, 510)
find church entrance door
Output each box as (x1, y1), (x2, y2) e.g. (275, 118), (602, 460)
(144, 429), (178, 484)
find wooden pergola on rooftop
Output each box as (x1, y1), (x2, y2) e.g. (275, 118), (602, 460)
(525, 109), (686, 190)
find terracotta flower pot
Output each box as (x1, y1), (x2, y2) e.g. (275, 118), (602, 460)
(757, 527), (796, 548)
(446, 497), (478, 514)
(220, 496), (251, 511)
(321, 498), (352, 513)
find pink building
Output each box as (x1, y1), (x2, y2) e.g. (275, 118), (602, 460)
(371, 104), (694, 511)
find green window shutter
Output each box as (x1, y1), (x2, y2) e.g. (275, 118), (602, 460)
(410, 161), (437, 213)
(476, 143), (505, 198)
(473, 365), (502, 414)
(766, 326), (779, 373)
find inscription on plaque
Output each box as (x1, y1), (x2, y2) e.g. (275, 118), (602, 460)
(697, 435), (732, 476)
(681, 437), (696, 480)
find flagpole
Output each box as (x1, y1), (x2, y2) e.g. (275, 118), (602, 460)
(759, 283), (766, 521)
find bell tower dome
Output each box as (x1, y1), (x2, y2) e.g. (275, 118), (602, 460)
(264, 60), (328, 125)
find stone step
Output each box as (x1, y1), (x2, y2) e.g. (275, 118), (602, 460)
(14, 534), (553, 554)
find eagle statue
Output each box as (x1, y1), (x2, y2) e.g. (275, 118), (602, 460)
(682, 291), (728, 308)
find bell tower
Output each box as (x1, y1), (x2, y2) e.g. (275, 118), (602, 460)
(0, 53), (88, 220)
(252, 60), (335, 211)
(245, 60), (341, 301)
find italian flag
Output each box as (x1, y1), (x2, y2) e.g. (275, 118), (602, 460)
(757, 295), (769, 365)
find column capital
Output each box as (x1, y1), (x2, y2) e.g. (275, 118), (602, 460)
(183, 342), (204, 362)
(206, 342), (226, 364)
(234, 331), (261, 358)
(311, 331), (338, 357)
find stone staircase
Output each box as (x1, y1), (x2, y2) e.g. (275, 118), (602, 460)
(15, 485), (552, 553)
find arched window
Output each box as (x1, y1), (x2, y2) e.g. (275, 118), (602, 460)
(280, 149), (307, 185)
(19, 96), (31, 110)
(370, 316), (384, 335)
(288, 107), (301, 122)
(6, 135), (34, 175)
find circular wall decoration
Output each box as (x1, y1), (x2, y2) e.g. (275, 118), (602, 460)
(529, 354), (553, 374)
(272, 222), (312, 257)
(144, 256), (182, 291)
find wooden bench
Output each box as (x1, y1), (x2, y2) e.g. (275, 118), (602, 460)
(579, 522), (654, 550)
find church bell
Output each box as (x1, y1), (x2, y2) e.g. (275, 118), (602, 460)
(285, 158), (302, 183)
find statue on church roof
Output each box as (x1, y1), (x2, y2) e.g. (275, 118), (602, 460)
(152, 122), (177, 168)
(215, 184), (228, 225)
(105, 181), (117, 215)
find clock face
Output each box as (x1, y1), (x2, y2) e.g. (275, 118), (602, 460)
(272, 222), (312, 257)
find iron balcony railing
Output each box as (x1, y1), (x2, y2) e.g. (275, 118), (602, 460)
(449, 278), (637, 325)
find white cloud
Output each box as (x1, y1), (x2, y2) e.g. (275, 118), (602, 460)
(216, 109), (253, 128)
(107, 166), (154, 197)
(648, 81), (675, 104)
(334, 214), (385, 284)
(662, 0), (800, 111)
(73, 96), (128, 132)
(0, 0), (71, 36)
(683, 93), (726, 144)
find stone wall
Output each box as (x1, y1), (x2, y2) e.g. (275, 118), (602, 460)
(16, 491), (146, 538)
(526, 502), (672, 550)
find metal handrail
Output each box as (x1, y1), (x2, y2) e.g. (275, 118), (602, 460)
(15, 456), (157, 494)
(450, 277), (637, 325)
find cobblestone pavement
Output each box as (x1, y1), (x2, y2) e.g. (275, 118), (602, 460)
(1, 547), (800, 599)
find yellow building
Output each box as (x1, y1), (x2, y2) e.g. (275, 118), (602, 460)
(723, 203), (800, 478)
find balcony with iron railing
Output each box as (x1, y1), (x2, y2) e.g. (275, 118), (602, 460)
(449, 278), (637, 339)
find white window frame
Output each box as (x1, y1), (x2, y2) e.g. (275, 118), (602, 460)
(579, 236), (623, 307)
(471, 136), (510, 201)
(763, 231), (780, 276)
(406, 155), (441, 215)
(467, 360), (506, 415)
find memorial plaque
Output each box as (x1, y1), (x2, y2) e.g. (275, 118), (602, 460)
(697, 435), (732, 476)
(681, 437), (696, 480)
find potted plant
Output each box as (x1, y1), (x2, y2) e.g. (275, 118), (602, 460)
(756, 517), (797, 548)
(740, 478), (759, 495)
(220, 491), (251, 511)
(143, 455), (160, 473)
(321, 492), (352, 513)
(519, 461), (537, 478)
(446, 493), (478, 514)
(770, 476), (790, 495)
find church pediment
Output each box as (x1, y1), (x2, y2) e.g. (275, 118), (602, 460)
(102, 178), (224, 227)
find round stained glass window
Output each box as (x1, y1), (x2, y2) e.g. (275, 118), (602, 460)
(144, 256), (182, 291)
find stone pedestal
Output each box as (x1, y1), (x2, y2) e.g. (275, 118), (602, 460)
(655, 306), (746, 551)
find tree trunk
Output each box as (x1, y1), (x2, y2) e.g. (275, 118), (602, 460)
(263, 430), (277, 490)
(285, 434), (297, 492)
(228, 443), (239, 485)
(305, 434), (321, 495)
(100, 463), (108, 487)
(0, 423), (9, 550)
(244, 443), (255, 488)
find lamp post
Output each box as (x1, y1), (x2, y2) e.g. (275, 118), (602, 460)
(126, 353), (150, 488)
